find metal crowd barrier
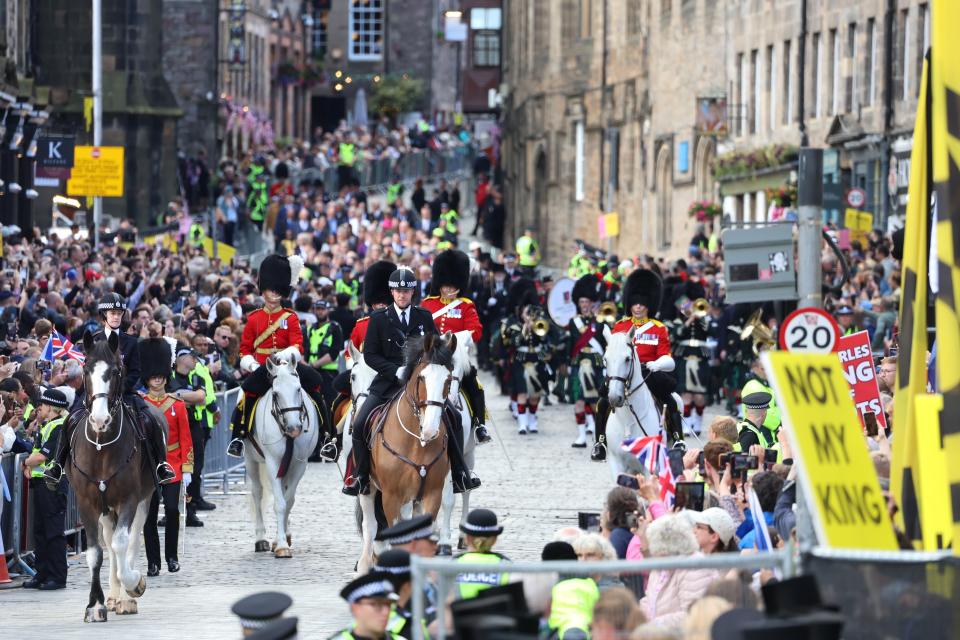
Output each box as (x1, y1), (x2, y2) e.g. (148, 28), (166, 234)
(201, 387), (247, 494)
(410, 548), (795, 640)
(305, 146), (474, 196)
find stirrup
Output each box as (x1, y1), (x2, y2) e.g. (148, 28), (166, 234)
(157, 462), (177, 485)
(227, 438), (245, 458)
(590, 441), (607, 462)
(318, 439), (339, 461)
(42, 462), (64, 482)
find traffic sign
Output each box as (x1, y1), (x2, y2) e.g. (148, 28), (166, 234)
(66, 146), (125, 197)
(779, 307), (841, 353)
(845, 187), (866, 208)
(762, 351), (898, 551)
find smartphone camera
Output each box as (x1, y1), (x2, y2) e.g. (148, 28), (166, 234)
(616, 473), (640, 491)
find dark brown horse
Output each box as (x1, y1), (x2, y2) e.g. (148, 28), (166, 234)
(357, 333), (455, 571)
(66, 333), (163, 621)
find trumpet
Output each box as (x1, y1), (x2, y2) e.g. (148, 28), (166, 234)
(691, 298), (710, 318)
(596, 301), (619, 324)
(533, 316), (551, 337)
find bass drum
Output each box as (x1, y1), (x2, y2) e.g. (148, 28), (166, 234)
(547, 277), (577, 327)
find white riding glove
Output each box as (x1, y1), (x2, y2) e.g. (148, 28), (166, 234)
(240, 355), (259, 373)
(181, 472), (192, 487)
(277, 346), (302, 364)
(395, 365), (407, 381)
(645, 355), (676, 373)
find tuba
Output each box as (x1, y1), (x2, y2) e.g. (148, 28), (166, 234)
(596, 301), (619, 325)
(740, 309), (776, 355)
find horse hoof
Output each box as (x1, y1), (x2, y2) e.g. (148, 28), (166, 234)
(105, 597), (118, 612)
(274, 547), (292, 559)
(84, 605), (108, 623)
(436, 544), (453, 556)
(115, 600), (138, 615)
(286, 534), (292, 546)
(255, 540), (271, 552)
(270, 540), (277, 552)
(126, 576), (147, 598)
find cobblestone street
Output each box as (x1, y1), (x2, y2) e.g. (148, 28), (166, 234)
(2, 373), (726, 637)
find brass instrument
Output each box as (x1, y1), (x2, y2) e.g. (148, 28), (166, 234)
(740, 309), (776, 355)
(596, 301), (619, 325)
(691, 298), (710, 318)
(533, 316), (551, 337)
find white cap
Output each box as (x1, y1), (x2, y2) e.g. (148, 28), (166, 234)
(689, 507), (736, 545)
(469, 241), (482, 252)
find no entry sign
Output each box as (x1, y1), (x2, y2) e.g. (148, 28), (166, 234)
(779, 307), (841, 353)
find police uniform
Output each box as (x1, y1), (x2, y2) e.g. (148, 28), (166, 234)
(228, 254), (328, 457)
(22, 388), (70, 590)
(344, 268), (480, 496)
(610, 268), (683, 442)
(232, 591), (293, 636)
(329, 573), (403, 640)
(542, 541), (600, 640)
(455, 509), (510, 600)
(376, 515), (440, 623)
(141, 338), (193, 575)
(568, 274), (607, 448)
(420, 249), (490, 443)
(738, 391), (775, 450)
(306, 299), (343, 403)
(373, 549), (429, 640)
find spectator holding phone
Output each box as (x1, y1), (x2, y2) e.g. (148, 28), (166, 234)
(689, 508), (738, 554)
(601, 487), (639, 559)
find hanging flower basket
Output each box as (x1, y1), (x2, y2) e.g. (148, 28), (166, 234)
(765, 184), (797, 208)
(687, 200), (722, 223)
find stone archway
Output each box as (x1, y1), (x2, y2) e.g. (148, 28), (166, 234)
(694, 137), (716, 202)
(655, 144), (673, 249)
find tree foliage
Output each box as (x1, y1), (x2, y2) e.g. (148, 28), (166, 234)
(370, 74), (424, 122)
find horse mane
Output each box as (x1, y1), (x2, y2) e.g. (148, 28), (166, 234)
(84, 339), (121, 369)
(400, 334), (453, 384)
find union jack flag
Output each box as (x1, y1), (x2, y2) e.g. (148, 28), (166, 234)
(41, 330), (86, 364)
(657, 441), (677, 507)
(621, 433), (664, 473)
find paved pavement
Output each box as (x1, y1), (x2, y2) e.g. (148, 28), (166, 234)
(3, 372), (722, 637)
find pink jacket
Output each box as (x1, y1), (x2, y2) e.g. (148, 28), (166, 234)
(638, 554), (720, 629)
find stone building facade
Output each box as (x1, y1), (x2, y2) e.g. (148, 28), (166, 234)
(501, 0), (928, 265)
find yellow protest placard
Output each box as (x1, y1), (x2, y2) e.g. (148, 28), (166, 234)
(844, 208), (873, 245)
(67, 146), (125, 197)
(762, 350), (898, 551)
(604, 213), (620, 238)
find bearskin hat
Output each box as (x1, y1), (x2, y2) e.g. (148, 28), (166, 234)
(622, 269), (663, 316)
(507, 278), (539, 316)
(428, 249), (470, 296)
(572, 274), (602, 303)
(139, 338), (172, 382)
(363, 260), (397, 307)
(258, 254), (304, 299)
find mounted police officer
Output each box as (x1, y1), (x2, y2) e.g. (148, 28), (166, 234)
(343, 268), (480, 497)
(567, 274), (608, 449)
(47, 292), (176, 486)
(420, 249), (491, 444)
(227, 254), (328, 458)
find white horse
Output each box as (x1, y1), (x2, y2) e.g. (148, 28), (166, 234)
(436, 330), (478, 553)
(340, 343), (378, 469)
(244, 352), (320, 558)
(603, 328), (666, 482)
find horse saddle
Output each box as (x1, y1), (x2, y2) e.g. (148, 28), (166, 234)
(364, 401), (393, 449)
(244, 395), (265, 437)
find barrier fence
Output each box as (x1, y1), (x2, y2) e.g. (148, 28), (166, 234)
(2, 388), (246, 577)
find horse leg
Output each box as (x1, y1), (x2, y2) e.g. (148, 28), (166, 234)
(116, 498), (149, 614)
(247, 455), (269, 552)
(268, 470), (291, 558)
(82, 515), (108, 623)
(358, 493), (378, 573)
(281, 458), (308, 550)
(101, 514), (123, 609)
(437, 476), (455, 555)
(111, 503), (145, 600)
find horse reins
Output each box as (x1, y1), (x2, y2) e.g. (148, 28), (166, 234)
(608, 349), (658, 437)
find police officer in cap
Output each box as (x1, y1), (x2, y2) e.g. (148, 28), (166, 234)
(738, 391), (774, 451)
(330, 573), (404, 640)
(47, 293), (176, 486)
(344, 268), (481, 496)
(374, 549), (425, 639)
(231, 591), (293, 637)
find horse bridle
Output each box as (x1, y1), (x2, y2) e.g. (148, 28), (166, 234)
(608, 349), (650, 400)
(83, 365), (125, 450)
(396, 362), (455, 444)
(268, 363), (308, 431)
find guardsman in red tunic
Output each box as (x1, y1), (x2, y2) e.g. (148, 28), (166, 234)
(420, 249), (491, 443)
(140, 337), (193, 575)
(609, 268), (684, 443)
(227, 254), (328, 458)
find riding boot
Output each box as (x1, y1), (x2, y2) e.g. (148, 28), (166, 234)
(664, 402), (685, 445)
(43, 415), (76, 483)
(342, 439), (370, 496)
(591, 398), (609, 462)
(227, 394), (255, 458)
(307, 388), (334, 462)
(446, 405), (481, 494)
(138, 407), (176, 486)
(462, 372), (491, 444)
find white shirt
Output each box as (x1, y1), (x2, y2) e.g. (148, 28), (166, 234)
(394, 304), (410, 326)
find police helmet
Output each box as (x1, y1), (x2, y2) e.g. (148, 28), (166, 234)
(97, 293), (127, 316)
(388, 268), (417, 291)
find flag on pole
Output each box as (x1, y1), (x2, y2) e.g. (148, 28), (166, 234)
(656, 438), (676, 507)
(621, 433), (663, 473)
(747, 486), (774, 552)
(41, 330), (86, 364)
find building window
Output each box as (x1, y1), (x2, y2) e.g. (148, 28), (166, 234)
(830, 29), (839, 115)
(767, 45), (775, 131)
(312, 6), (329, 57)
(751, 49), (759, 135)
(608, 128), (620, 193)
(847, 23), (857, 113)
(813, 32), (822, 117)
(473, 31), (500, 67)
(348, 0), (384, 61)
(867, 19), (876, 106)
(736, 52), (745, 135)
(783, 39), (793, 124)
(574, 121), (584, 202)
(901, 9), (910, 100)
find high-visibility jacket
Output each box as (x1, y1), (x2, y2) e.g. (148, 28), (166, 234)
(336, 278), (360, 308)
(308, 321), (340, 371)
(189, 223), (206, 246)
(547, 577), (600, 639)
(455, 551), (509, 599)
(30, 416), (66, 478)
(740, 376), (781, 432)
(339, 142), (356, 166)
(516, 235), (540, 267)
(190, 362), (217, 429)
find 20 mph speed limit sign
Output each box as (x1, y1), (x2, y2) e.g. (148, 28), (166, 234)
(779, 307), (841, 353)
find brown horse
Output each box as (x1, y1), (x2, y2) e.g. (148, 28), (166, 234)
(66, 333), (163, 621)
(357, 333), (455, 571)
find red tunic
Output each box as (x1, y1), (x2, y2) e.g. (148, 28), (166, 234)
(612, 317), (671, 362)
(345, 316), (371, 358)
(143, 393), (193, 482)
(240, 307), (304, 365)
(420, 296), (483, 343)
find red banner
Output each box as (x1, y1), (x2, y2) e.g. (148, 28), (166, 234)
(836, 330), (888, 432)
